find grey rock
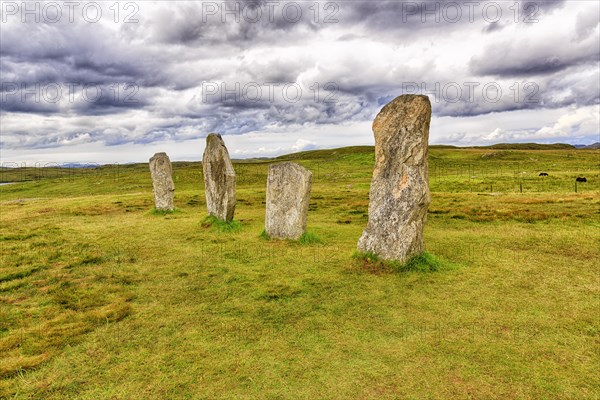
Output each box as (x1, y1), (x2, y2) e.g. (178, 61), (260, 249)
(202, 133), (236, 221)
(358, 95), (431, 262)
(265, 162), (312, 240)
(149, 152), (175, 211)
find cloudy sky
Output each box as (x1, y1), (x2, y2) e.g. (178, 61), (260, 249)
(1, 0), (599, 164)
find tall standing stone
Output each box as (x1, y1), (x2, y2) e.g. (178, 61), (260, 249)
(265, 162), (312, 240)
(358, 94), (431, 262)
(202, 133), (236, 221)
(149, 152), (175, 211)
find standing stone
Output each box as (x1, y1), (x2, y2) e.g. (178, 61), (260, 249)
(358, 94), (431, 262)
(149, 152), (175, 211)
(202, 133), (236, 221)
(265, 162), (312, 240)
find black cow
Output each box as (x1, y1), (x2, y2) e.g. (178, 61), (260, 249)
(576, 177), (587, 183)
(539, 172), (549, 176)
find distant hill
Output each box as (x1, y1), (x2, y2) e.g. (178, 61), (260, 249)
(430, 143), (577, 150)
(482, 143), (576, 150)
(277, 143), (583, 160)
(574, 142), (600, 149)
(429, 145), (459, 149)
(2, 143), (595, 171)
(275, 146), (374, 161)
(431, 142), (600, 150)
(61, 163), (102, 168)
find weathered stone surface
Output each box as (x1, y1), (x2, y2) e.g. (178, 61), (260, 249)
(202, 133), (236, 221)
(149, 152), (175, 211)
(358, 94), (431, 261)
(265, 162), (312, 240)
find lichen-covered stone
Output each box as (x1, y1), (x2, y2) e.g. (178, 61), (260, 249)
(202, 133), (236, 221)
(265, 162), (312, 240)
(358, 94), (431, 261)
(149, 152), (175, 211)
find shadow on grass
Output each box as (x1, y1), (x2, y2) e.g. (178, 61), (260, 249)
(351, 251), (458, 274)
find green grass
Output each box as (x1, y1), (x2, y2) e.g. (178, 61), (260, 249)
(201, 215), (243, 233)
(299, 231), (322, 245)
(0, 266), (45, 284)
(258, 229), (270, 241)
(399, 252), (454, 272)
(147, 207), (181, 216)
(257, 230), (322, 244)
(0, 146), (598, 399)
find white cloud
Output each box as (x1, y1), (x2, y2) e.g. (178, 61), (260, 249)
(535, 106), (600, 138)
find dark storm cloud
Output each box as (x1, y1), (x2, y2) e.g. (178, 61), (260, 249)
(0, 0), (597, 151)
(140, 0), (542, 50)
(335, 0), (567, 33)
(144, 0), (324, 47)
(0, 15), (169, 88)
(70, 85), (149, 116)
(0, 95), (60, 114)
(482, 21), (503, 33)
(0, 13), (167, 117)
(470, 49), (599, 77)
(186, 88), (369, 136)
(469, 3), (599, 77)
(529, 0), (565, 13)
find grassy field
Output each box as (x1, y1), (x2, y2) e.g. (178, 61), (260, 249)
(1, 146), (599, 399)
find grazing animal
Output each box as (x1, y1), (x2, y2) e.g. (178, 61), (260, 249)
(539, 172), (548, 176)
(576, 177), (587, 183)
